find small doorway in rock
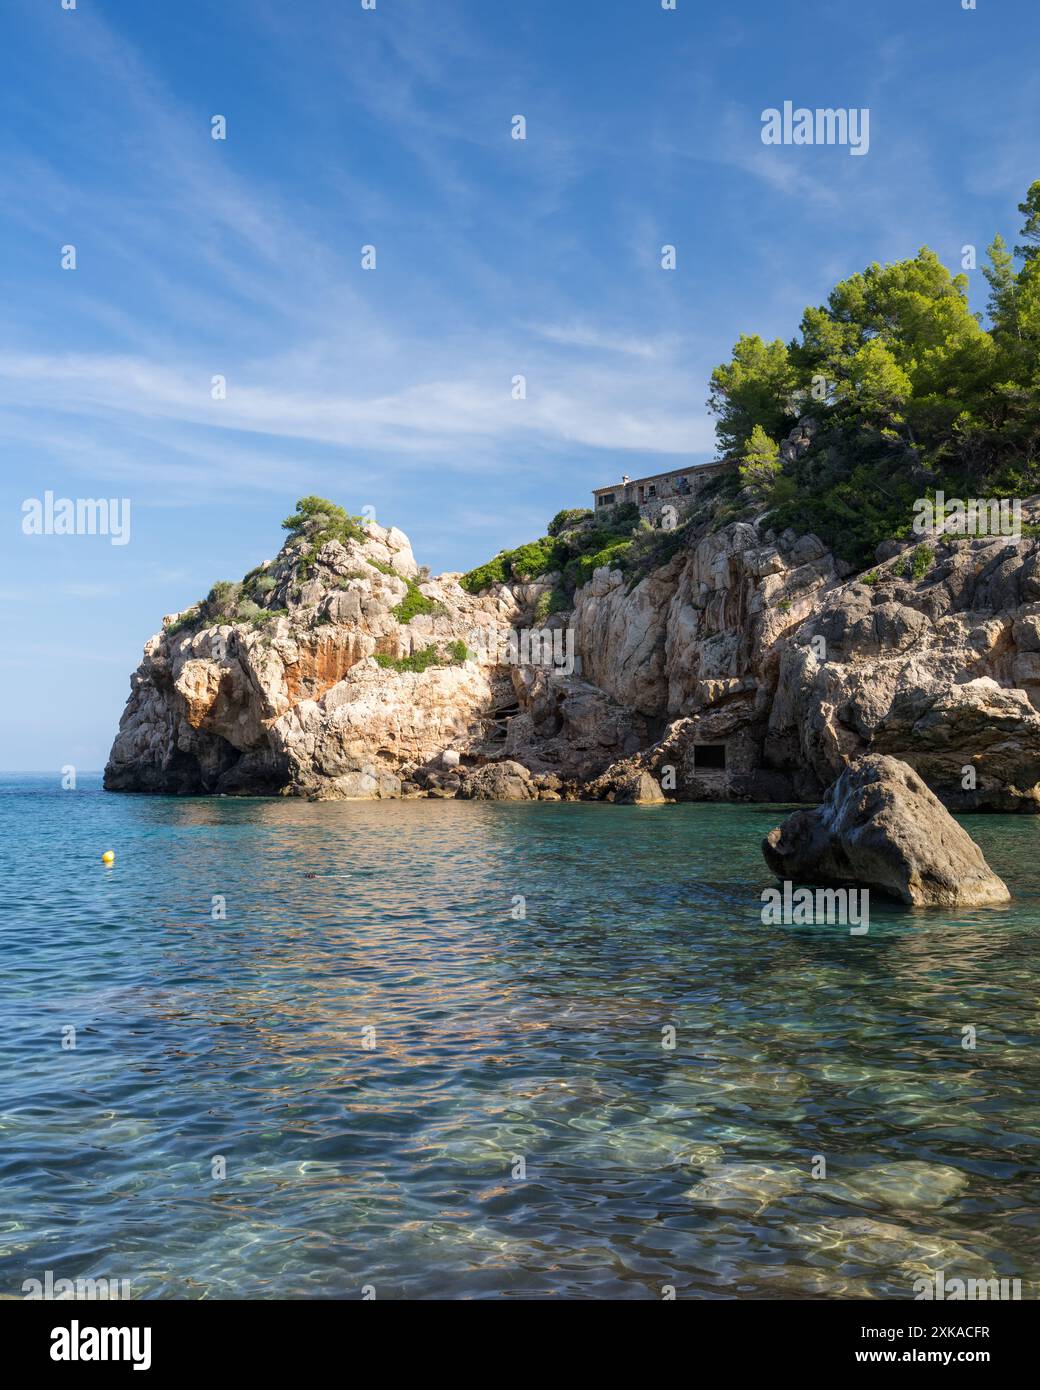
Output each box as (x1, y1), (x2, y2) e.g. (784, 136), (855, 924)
(694, 743), (727, 771)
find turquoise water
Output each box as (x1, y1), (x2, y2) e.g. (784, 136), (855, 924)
(1, 773), (1038, 1300)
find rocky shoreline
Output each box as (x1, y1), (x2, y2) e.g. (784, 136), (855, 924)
(105, 451), (1040, 818)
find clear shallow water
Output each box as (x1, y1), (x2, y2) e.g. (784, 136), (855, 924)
(1, 774), (1038, 1300)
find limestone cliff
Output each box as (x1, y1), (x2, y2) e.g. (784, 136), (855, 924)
(106, 475), (1040, 811)
(104, 515), (639, 799)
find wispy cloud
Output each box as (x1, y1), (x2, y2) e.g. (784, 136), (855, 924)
(528, 322), (676, 360)
(0, 347), (715, 462)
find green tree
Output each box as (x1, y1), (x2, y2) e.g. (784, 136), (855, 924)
(983, 234), (1019, 339)
(798, 250), (982, 383)
(708, 334), (799, 454)
(738, 423), (782, 492)
(839, 339), (913, 418)
(1015, 180), (1040, 265)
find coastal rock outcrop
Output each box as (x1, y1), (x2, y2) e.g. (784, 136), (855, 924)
(762, 754), (1010, 907)
(104, 518), (641, 799)
(577, 485), (1040, 812)
(106, 446), (1040, 812)
(456, 760), (537, 801)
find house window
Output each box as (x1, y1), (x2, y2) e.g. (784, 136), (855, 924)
(598, 493), (615, 507)
(648, 485), (657, 498)
(694, 743), (727, 771)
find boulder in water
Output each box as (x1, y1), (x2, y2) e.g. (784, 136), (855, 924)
(763, 754), (1009, 907)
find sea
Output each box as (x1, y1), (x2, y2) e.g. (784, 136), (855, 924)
(1, 773), (1037, 1299)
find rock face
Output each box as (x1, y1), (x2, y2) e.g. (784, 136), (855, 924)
(106, 425), (1040, 811)
(575, 447), (1040, 812)
(762, 755), (1010, 907)
(104, 519), (643, 800)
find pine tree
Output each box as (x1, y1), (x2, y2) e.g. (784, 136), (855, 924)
(1014, 180), (1040, 265)
(983, 234), (1019, 338)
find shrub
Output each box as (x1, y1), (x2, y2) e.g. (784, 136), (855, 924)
(166, 605), (201, 637)
(375, 645), (436, 674)
(374, 640), (470, 674)
(911, 544), (934, 581)
(251, 607), (288, 628)
(393, 579), (444, 623)
(548, 507), (592, 537)
(203, 580), (242, 623)
(460, 553), (510, 594)
(281, 496), (367, 576)
(547, 584), (572, 615)
(506, 538), (559, 581)
(574, 539), (633, 587)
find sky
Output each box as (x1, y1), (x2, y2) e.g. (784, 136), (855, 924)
(1, 0), (1038, 770)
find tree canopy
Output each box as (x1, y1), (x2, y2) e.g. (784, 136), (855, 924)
(708, 182), (1040, 565)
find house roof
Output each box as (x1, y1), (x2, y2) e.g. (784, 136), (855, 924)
(591, 460), (727, 495)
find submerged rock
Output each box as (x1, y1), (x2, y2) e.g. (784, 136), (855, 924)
(687, 1161), (805, 1212)
(791, 1217), (990, 1277)
(830, 1160), (969, 1211)
(763, 754), (1010, 907)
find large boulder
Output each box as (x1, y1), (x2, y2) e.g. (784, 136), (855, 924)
(457, 760), (537, 801)
(762, 754), (1010, 907)
(585, 759), (667, 804)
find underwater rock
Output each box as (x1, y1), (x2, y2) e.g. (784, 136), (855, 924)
(791, 1216), (990, 1276)
(830, 1160), (969, 1211)
(687, 1161), (805, 1212)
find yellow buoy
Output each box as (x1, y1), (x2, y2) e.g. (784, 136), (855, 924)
(101, 850), (116, 865)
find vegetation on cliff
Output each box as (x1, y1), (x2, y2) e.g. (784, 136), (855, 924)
(165, 496), (407, 638)
(709, 180), (1040, 566)
(459, 502), (659, 601)
(282, 496), (367, 577)
(373, 639), (469, 674)
(392, 577), (444, 624)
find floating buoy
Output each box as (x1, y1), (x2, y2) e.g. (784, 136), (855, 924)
(101, 850), (115, 865)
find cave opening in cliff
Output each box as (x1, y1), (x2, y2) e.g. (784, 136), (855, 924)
(694, 743), (727, 771)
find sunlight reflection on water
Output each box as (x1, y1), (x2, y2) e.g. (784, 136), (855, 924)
(1, 776), (1037, 1299)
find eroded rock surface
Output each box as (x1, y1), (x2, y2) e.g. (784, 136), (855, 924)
(107, 435), (1040, 812)
(762, 754), (1010, 906)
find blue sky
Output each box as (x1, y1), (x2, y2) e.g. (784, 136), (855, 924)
(1, 0), (1038, 770)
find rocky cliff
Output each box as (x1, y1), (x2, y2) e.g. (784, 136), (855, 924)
(104, 513), (642, 800)
(106, 470), (1040, 811)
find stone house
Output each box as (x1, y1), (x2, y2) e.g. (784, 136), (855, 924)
(592, 461), (730, 526)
